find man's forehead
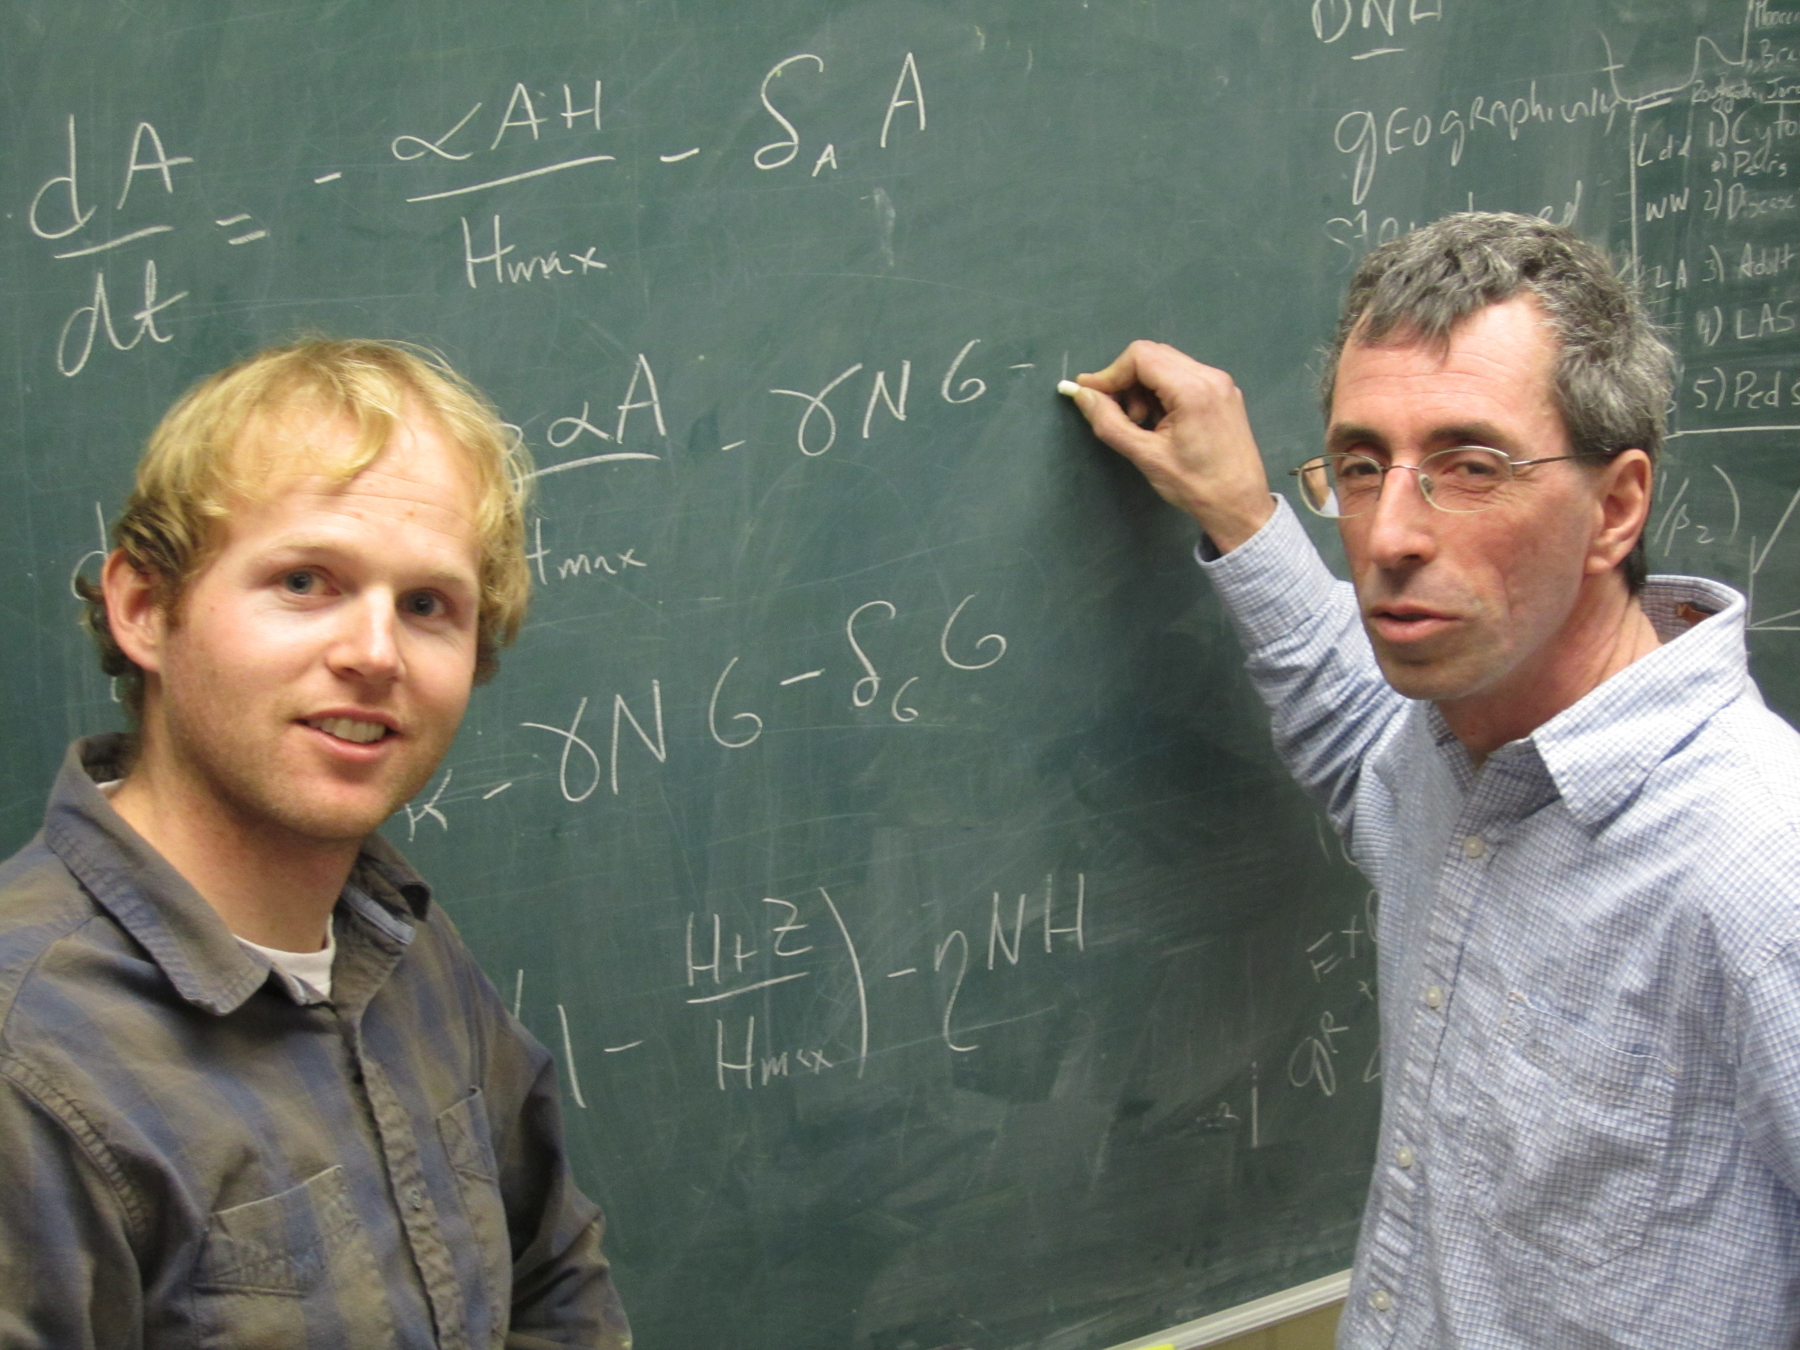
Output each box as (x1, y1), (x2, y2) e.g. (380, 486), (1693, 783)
(227, 399), (472, 497)
(218, 401), (482, 543)
(1327, 296), (1568, 452)
(231, 401), (391, 478)
(1344, 294), (1558, 363)
(1338, 299), (1557, 391)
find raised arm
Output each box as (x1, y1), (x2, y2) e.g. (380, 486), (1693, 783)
(1060, 340), (1276, 553)
(1062, 342), (1410, 865)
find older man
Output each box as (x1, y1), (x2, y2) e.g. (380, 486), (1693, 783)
(0, 341), (628, 1348)
(1065, 214), (1800, 1347)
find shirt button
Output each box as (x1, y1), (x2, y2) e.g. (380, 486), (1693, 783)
(406, 1186), (424, 1211)
(1462, 834), (1486, 859)
(1371, 1289), (1393, 1312)
(1424, 984), (1444, 1009)
(1396, 1145), (1415, 1169)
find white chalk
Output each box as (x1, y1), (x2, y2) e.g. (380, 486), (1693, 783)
(1056, 379), (1082, 397)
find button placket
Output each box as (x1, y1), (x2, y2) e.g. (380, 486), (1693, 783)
(353, 1033), (472, 1350)
(1366, 788), (1508, 1336)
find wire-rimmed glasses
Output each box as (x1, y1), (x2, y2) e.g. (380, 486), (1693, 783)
(1288, 446), (1599, 518)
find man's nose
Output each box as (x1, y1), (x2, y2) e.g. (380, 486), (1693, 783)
(1357, 465), (1440, 571)
(328, 593), (404, 684)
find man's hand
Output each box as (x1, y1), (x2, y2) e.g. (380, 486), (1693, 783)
(1061, 340), (1277, 553)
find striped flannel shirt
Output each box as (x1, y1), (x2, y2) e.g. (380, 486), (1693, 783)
(1201, 500), (1800, 1350)
(0, 735), (630, 1349)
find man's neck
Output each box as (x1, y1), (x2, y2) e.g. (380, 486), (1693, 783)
(1438, 580), (1664, 764)
(109, 755), (356, 953)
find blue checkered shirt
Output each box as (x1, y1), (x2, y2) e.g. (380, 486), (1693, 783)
(1203, 500), (1800, 1349)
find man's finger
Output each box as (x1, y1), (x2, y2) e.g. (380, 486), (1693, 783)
(1120, 385), (1165, 428)
(1075, 350), (1139, 395)
(1058, 377), (1161, 428)
(1058, 380), (1162, 462)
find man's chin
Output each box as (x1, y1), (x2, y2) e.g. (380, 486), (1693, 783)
(250, 790), (412, 849)
(275, 755), (446, 845)
(1370, 644), (1486, 704)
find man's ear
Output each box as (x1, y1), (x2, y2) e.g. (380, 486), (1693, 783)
(101, 549), (169, 673)
(1586, 449), (1653, 576)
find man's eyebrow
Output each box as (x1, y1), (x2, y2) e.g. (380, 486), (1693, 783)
(1323, 421), (1523, 455)
(407, 568), (480, 593)
(1324, 423), (1387, 454)
(1430, 422), (1521, 451)
(258, 539), (478, 592)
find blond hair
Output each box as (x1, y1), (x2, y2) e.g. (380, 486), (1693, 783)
(82, 338), (533, 715)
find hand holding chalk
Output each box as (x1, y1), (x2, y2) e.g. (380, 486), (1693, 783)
(1056, 342), (1276, 554)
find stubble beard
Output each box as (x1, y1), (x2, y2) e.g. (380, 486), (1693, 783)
(1364, 625), (1500, 706)
(156, 691), (455, 852)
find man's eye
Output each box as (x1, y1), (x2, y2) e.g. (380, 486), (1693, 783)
(283, 570), (318, 594)
(1435, 449), (1506, 480)
(402, 591), (446, 619)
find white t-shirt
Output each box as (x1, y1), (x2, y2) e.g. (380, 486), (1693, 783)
(96, 780), (337, 1001)
(238, 930), (336, 1001)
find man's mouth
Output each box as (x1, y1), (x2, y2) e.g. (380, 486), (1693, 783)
(304, 716), (393, 745)
(1367, 606), (1456, 642)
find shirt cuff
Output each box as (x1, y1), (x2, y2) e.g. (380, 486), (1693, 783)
(1192, 496), (1348, 651)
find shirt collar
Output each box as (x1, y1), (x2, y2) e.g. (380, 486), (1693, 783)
(43, 734), (433, 1015)
(1425, 576), (1748, 830)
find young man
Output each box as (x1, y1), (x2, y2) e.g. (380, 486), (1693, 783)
(1064, 214), (1800, 1347)
(0, 341), (629, 1348)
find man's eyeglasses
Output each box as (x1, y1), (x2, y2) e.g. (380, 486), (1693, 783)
(1288, 446), (1600, 519)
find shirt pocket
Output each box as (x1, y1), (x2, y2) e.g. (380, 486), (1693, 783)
(1461, 992), (1676, 1268)
(193, 1164), (398, 1349)
(437, 1088), (512, 1348)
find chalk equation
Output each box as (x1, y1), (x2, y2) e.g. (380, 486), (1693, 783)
(472, 339), (1024, 477)
(769, 338), (1006, 456)
(1287, 885), (1380, 1101)
(28, 117), (199, 377)
(391, 50), (927, 204)
(506, 591), (1009, 803)
(526, 519), (647, 587)
(530, 871), (1090, 1102)
(21, 43), (936, 374)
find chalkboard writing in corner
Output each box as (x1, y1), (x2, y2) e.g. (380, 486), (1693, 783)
(2, 2), (1796, 1347)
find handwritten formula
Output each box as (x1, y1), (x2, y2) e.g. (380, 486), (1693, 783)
(7, 3), (1796, 1347)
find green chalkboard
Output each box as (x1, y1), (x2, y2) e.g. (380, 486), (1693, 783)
(3, 2), (1797, 1346)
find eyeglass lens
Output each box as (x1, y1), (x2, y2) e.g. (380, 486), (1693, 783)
(1297, 447), (1515, 518)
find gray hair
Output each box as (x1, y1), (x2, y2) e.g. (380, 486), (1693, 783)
(1320, 212), (1672, 592)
